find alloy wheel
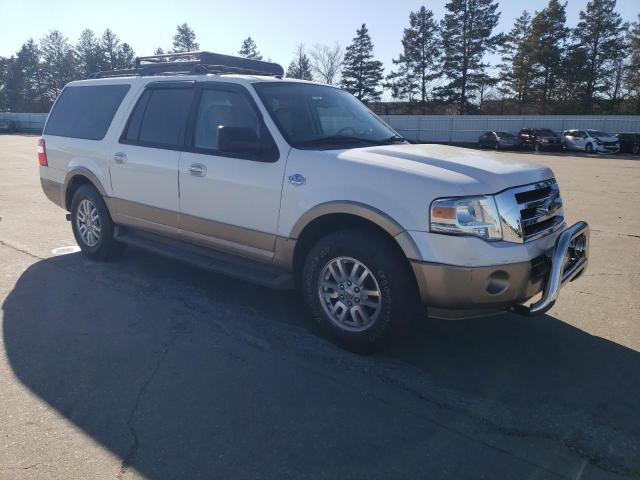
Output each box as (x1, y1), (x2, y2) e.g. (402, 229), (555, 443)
(317, 256), (382, 332)
(76, 199), (101, 247)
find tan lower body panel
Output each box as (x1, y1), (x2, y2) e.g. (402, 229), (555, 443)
(110, 197), (292, 267)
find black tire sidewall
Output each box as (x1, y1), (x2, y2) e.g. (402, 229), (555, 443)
(301, 229), (413, 351)
(70, 185), (117, 259)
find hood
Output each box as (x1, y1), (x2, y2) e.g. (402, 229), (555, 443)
(340, 144), (554, 194)
(593, 135), (618, 142)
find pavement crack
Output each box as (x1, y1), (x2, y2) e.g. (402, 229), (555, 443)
(0, 239), (45, 261)
(115, 323), (189, 480)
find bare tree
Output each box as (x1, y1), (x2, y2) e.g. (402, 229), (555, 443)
(310, 43), (343, 85)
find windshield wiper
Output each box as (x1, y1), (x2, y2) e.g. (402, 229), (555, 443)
(299, 135), (385, 147)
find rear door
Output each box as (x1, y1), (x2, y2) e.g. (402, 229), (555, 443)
(111, 81), (195, 231)
(178, 82), (285, 262)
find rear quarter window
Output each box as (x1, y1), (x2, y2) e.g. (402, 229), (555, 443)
(44, 84), (130, 140)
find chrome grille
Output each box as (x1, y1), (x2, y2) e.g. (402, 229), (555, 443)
(495, 179), (565, 243)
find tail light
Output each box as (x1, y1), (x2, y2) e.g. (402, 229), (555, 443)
(37, 137), (48, 166)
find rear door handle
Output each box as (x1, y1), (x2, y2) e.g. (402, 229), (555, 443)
(113, 152), (127, 164)
(188, 163), (207, 177)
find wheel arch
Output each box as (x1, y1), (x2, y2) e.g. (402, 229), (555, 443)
(63, 168), (109, 212)
(285, 202), (421, 277)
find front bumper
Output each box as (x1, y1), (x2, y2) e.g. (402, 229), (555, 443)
(411, 222), (590, 319)
(594, 144), (620, 153)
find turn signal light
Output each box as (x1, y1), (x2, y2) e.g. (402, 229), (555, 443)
(37, 138), (48, 166)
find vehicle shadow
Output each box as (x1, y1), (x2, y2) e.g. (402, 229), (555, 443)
(3, 250), (639, 477)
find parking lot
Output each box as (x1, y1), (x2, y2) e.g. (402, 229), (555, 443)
(0, 134), (639, 479)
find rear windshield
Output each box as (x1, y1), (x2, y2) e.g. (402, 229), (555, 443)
(45, 84), (130, 140)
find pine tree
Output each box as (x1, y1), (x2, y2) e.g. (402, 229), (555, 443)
(9, 40), (49, 112)
(341, 24), (384, 102)
(40, 30), (77, 102)
(172, 23), (199, 53)
(573, 0), (627, 112)
(286, 44), (313, 80)
(238, 37), (263, 60)
(0, 56), (10, 111)
(624, 16), (640, 112)
(528, 0), (569, 112)
(439, 0), (502, 114)
(76, 29), (103, 77)
(101, 29), (120, 70)
(117, 43), (135, 69)
(498, 10), (535, 110)
(385, 6), (440, 102)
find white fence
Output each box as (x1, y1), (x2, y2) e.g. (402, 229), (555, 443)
(0, 112), (48, 132)
(2, 111), (640, 141)
(381, 115), (640, 143)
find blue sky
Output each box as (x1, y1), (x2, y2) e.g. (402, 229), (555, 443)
(1, 0), (638, 74)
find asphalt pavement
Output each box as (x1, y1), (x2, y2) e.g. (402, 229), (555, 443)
(0, 135), (639, 479)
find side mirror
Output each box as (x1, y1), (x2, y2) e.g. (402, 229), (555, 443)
(218, 127), (263, 155)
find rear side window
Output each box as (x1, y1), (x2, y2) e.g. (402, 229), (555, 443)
(122, 86), (194, 148)
(45, 84), (130, 140)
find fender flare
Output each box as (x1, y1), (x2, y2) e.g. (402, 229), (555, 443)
(62, 167), (111, 211)
(288, 201), (421, 261)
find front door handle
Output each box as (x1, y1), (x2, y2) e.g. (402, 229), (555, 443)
(113, 152), (127, 164)
(188, 163), (207, 177)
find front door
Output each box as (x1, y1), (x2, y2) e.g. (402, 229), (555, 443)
(110, 82), (195, 231)
(178, 83), (286, 262)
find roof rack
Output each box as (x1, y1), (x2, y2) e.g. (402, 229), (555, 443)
(89, 51), (284, 79)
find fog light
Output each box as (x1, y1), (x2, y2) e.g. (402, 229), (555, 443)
(570, 235), (587, 256)
(486, 271), (509, 295)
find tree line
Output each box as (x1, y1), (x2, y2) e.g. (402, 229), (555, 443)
(1, 1), (639, 115)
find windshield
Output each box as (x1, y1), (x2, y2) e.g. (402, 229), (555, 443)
(588, 130), (612, 137)
(253, 82), (401, 149)
(497, 131), (515, 138)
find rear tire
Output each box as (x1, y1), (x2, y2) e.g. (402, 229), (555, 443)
(633, 143), (639, 155)
(301, 228), (416, 352)
(534, 142), (541, 152)
(70, 185), (123, 261)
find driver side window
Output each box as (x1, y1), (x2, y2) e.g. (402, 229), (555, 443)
(194, 88), (260, 151)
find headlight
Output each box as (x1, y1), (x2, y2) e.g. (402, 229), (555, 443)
(595, 138), (603, 145)
(430, 196), (502, 240)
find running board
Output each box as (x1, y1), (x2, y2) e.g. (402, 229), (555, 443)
(114, 227), (294, 290)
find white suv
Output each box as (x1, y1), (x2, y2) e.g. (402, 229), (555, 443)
(562, 129), (620, 153)
(39, 52), (590, 350)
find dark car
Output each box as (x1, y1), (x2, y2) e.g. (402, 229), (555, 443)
(0, 119), (17, 133)
(478, 131), (521, 150)
(518, 128), (562, 152)
(615, 133), (640, 154)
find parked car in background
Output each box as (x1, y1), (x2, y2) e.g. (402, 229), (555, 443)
(518, 128), (562, 152)
(615, 133), (640, 154)
(478, 131), (520, 150)
(0, 119), (17, 133)
(563, 129), (620, 154)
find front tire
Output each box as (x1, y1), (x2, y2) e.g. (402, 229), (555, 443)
(71, 185), (122, 260)
(585, 143), (594, 154)
(534, 142), (542, 152)
(301, 229), (415, 352)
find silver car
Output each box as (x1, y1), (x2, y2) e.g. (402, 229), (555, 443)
(562, 129), (620, 154)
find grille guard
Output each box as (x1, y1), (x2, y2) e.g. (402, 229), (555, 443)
(512, 221), (590, 316)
